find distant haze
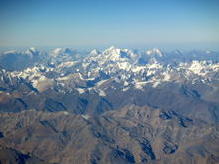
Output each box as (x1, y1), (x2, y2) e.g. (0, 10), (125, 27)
(0, 0), (219, 50)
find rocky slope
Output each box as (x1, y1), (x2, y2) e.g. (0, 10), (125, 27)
(0, 47), (219, 123)
(0, 106), (218, 164)
(0, 47), (219, 163)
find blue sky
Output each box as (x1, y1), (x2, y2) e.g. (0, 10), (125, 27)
(0, 0), (219, 49)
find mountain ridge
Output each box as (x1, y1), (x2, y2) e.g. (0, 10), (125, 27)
(0, 47), (219, 163)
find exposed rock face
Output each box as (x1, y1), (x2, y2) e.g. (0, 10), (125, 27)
(0, 47), (219, 124)
(0, 106), (218, 164)
(0, 47), (219, 163)
(0, 145), (47, 164)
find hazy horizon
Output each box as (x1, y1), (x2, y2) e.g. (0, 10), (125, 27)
(0, 0), (219, 50)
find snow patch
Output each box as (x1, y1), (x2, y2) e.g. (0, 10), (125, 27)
(122, 87), (130, 92)
(76, 88), (85, 94)
(98, 89), (106, 97)
(152, 81), (161, 88)
(96, 80), (108, 86)
(82, 114), (90, 120)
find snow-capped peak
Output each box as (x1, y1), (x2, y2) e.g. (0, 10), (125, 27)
(108, 46), (117, 50)
(146, 48), (163, 57)
(103, 46), (119, 54)
(3, 50), (17, 55)
(25, 47), (39, 56)
(53, 48), (63, 54)
(49, 48), (61, 57)
(29, 47), (37, 52)
(90, 49), (100, 56)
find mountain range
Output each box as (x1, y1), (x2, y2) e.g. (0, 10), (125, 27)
(0, 47), (219, 163)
